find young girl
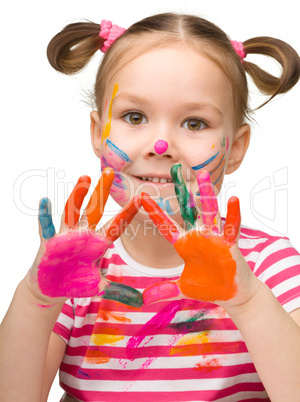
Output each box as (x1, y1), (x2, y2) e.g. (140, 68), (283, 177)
(1, 12), (300, 402)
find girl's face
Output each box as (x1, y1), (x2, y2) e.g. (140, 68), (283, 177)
(91, 45), (249, 225)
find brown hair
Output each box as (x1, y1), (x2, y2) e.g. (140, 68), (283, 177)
(47, 13), (300, 125)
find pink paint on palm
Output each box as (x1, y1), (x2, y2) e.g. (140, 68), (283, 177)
(197, 170), (218, 226)
(38, 231), (110, 298)
(226, 136), (229, 152)
(154, 140), (168, 154)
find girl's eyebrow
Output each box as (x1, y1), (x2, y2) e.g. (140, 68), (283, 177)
(112, 92), (223, 118)
(112, 92), (150, 106)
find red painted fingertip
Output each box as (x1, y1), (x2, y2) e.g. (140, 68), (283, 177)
(223, 196), (241, 244)
(64, 175), (91, 227)
(143, 282), (180, 305)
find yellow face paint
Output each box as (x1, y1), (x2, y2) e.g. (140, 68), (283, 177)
(101, 83), (119, 144)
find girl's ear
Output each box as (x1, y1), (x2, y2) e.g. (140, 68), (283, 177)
(226, 124), (250, 174)
(90, 111), (102, 158)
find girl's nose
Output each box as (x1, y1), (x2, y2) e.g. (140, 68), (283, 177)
(154, 140), (169, 154)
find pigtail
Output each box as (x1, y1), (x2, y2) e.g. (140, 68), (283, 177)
(243, 37), (300, 107)
(47, 21), (103, 74)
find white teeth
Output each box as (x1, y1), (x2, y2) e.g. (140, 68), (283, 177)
(139, 177), (172, 183)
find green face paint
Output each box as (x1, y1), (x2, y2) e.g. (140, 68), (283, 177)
(102, 282), (143, 307)
(171, 164), (198, 230)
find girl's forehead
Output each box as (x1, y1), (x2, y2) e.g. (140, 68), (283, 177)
(105, 45), (234, 115)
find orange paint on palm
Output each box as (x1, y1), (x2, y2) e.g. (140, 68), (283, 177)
(64, 175), (91, 227)
(86, 167), (114, 229)
(175, 231), (237, 301)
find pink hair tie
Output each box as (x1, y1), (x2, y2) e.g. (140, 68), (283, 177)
(231, 40), (246, 62)
(99, 20), (126, 53)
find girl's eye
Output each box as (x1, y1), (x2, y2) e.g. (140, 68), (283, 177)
(123, 112), (147, 125)
(182, 118), (207, 131)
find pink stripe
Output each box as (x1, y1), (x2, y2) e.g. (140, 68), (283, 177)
(255, 247), (299, 277)
(239, 242), (265, 257)
(60, 382), (267, 402)
(69, 317), (237, 338)
(277, 286), (300, 305)
(67, 341), (248, 359)
(100, 253), (126, 268)
(265, 265), (300, 289)
(60, 362), (257, 381)
(74, 298), (214, 316)
(53, 322), (70, 341)
(60, 302), (74, 319)
(105, 274), (181, 288)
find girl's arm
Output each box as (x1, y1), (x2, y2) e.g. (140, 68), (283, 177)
(142, 167), (300, 401)
(0, 169), (145, 401)
(225, 279), (300, 402)
(0, 280), (65, 401)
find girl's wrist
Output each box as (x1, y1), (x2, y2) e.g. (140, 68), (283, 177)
(224, 280), (271, 320)
(21, 274), (66, 309)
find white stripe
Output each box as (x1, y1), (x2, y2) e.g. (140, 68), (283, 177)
(60, 372), (263, 392)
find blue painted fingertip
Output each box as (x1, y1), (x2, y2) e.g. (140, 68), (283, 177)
(39, 198), (56, 239)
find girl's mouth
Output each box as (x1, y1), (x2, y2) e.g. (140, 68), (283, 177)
(136, 176), (173, 183)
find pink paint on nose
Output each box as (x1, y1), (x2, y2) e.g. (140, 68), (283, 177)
(154, 140), (168, 154)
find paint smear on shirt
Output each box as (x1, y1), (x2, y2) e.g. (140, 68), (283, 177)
(194, 357), (222, 372)
(126, 300), (182, 360)
(91, 334), (124, 346)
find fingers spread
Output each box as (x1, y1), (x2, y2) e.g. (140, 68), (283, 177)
(64, 176), (91, 229)
(223, 196), (241, 245)
(85, 167), (115, 230)
(171, 164), (198, 230)
(39, 198), (56, 240)
(197, 170), (218, 227)
(141, 193), (181, 244)
(105, 195), (143, 242)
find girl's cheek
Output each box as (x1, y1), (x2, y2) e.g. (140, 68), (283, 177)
(189, 138), (229, 196)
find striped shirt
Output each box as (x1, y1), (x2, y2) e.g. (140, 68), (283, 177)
(54, 226), (300, 401)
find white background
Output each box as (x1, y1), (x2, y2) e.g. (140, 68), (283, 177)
(0, 0), (299, 400)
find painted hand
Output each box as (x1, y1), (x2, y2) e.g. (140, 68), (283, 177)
(142, 165), (257, 307)
(28, 168), (143, 307)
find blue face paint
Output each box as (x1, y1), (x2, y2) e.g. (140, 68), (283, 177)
(212, 165), (225, 186)
(101, 156), (127, 190)
(192, 152), (219, 171)
(157, 197), (174, 215)
(39, 198), (55, 239)
(106, 139), (132, 162)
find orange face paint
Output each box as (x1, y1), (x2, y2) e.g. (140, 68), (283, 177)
(86, 167), (114, 229)
(175, 231), (237, 302)
(64, 175), (91, 227)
